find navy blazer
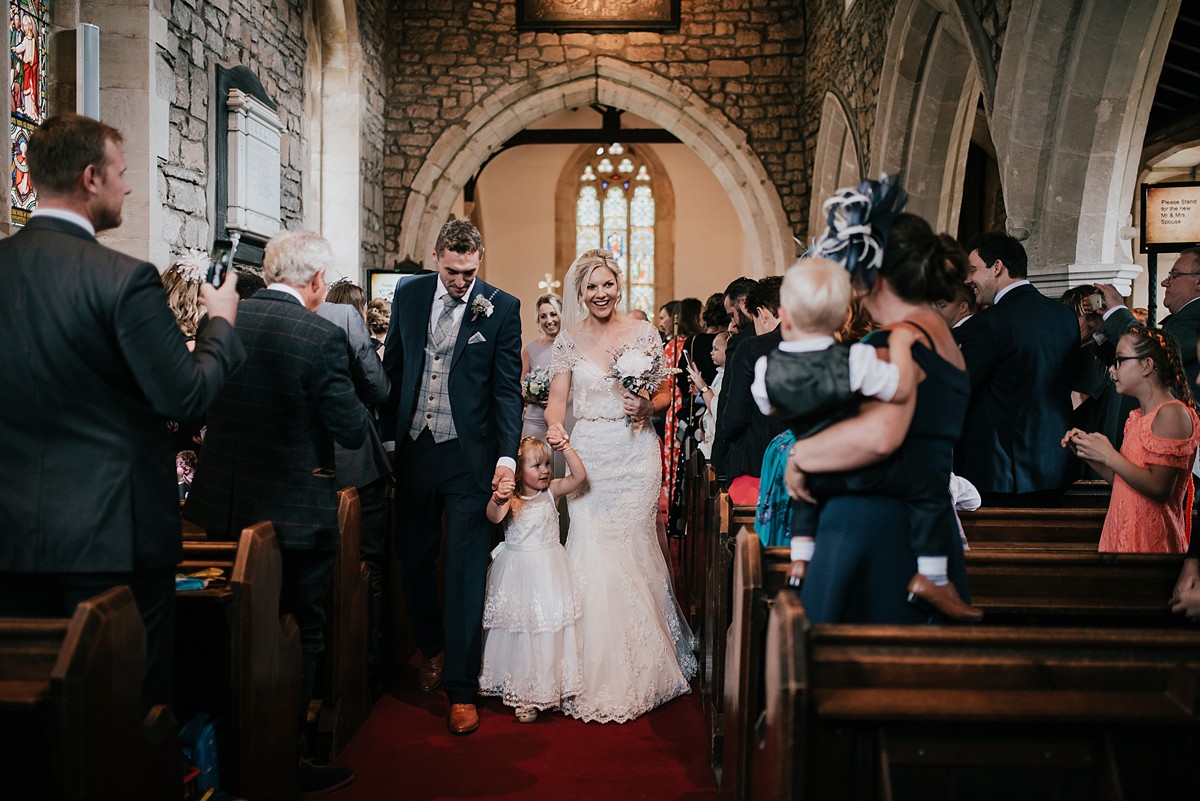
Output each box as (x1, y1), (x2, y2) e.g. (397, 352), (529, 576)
(717, 326), (788, 480)
(382, 274), (522, 491)
(0, 216), (245, 571)
(185, 290), (370, 550)
(954, 283), (1079, 494)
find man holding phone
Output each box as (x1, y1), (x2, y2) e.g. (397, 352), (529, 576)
(1093, 247), (1200, 394)
(0, 114), (245, 713)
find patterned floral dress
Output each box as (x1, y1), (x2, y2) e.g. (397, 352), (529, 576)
(1098, 399), (1200, 553)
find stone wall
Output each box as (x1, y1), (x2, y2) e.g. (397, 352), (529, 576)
(358, 0), (388, 269)
(159, 0), (309, 257)
(384, 0), (806, 256)
(800, 0), (894, 218)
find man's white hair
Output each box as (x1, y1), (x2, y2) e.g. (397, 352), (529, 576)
(263, 229), (335, 287)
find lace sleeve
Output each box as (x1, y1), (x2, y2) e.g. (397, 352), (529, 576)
(551, 330), (576, 376)
(634, 321), (665, 359)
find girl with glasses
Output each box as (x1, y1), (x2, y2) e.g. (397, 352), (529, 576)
(1062, 326), (1200, 553)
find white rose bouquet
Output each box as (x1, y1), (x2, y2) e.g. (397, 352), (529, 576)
(521, 366), (552, 405)
(608, 342), (679, 425)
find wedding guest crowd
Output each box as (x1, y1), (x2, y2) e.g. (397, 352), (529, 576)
(5, 113), (1200, 801)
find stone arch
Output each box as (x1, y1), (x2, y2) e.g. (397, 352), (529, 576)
(871, 0), (980, 237)
(808, 91), (864, 241)
(989, 0), (1179, 293)
(305, 0), (361, 281)
(397, 57), (792, 278)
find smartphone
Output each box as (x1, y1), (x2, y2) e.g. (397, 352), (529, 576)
(1087, 292), (1104, 312)
(206, 239), (234, 287)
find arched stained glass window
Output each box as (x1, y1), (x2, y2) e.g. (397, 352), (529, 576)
(10, 0), (48, 226)
(574, 142), (655, 315)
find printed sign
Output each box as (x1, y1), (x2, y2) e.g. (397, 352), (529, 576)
(1141, 182), (1200, 253)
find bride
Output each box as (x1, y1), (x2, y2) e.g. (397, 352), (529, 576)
(545, 249), (697, 723)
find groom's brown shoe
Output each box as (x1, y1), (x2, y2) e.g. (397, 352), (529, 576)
(418, 650), (444, 692)
(448, 703), (480, 735)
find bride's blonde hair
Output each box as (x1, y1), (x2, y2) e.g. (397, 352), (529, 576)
(570, 250), (622, 302)
(562, 249), (622, 328)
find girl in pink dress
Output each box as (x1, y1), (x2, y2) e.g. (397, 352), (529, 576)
(1063, 326), (1200, 553)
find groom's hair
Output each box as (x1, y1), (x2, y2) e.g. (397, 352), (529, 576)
(435, 218), (483, 257)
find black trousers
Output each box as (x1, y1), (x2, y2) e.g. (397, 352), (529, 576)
(395, 429), (490, 704)
(0, 567), (176, 713)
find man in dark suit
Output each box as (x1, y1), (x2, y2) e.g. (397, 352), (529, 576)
(185, 229), (368, 794)
(717, 276), (788, 497)
(0, 114), (245, 710)
(955, 232), (1079, 506)
(382, 219), (522, 735)
(1094, 247), (1200, 393)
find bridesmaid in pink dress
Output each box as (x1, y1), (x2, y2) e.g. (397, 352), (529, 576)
(1063, 327), (1200, 553)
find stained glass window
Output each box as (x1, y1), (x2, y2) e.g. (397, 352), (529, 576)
(10, 0), (48, 226)
(574, 142), (656, 315)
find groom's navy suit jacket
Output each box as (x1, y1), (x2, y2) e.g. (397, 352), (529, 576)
(383, 273), (522, 487)
(953, 283), (1078, 495)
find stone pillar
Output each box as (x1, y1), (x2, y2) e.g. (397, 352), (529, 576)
(81, 0), (168, 267)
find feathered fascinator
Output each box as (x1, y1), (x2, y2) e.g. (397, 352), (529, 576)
(812, 175), (908, 290)
(173, 247), (211, 284)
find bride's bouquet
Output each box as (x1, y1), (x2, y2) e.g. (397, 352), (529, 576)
(521, 366), (552, 405)
(608, 342), (680, 425)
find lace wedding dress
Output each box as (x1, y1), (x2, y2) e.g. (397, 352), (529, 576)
(551, 319), (698, 723)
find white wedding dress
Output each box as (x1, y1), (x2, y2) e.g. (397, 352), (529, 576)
(551, 320), (698, 723)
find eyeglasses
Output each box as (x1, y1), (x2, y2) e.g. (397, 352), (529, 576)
(1164, 272), (1200, 281)
(1111, 354), (1143, 367)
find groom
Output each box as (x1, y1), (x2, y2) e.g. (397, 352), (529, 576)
(383, 219), (523, 734)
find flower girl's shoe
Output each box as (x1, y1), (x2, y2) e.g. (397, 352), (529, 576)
(514, 706), (538, 723)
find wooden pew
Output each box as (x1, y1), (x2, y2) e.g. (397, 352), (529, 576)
(719, 531), (792, 800)
(755, 592), (1200, 800)
(690, 463), (717, 658)
(959, 507), (1105, 550)
(966, 548), (1184, 624)
(319, 487), (371, 758)
(176, 522), (302, 801)
(1061, 478), (1112, 508)
(0, 586), (179, 801)
(703, 496), (755, 777)
(682, 450), (711, 629)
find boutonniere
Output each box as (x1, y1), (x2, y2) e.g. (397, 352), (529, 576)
(470, 289), (498, 322)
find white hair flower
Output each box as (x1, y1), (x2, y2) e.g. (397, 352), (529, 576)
(173, 247), (211, 284)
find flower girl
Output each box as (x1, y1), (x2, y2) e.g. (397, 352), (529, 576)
(478, 435), (587, 722)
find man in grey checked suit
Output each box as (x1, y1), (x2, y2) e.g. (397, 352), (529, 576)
(185, 229), (368, 793)
(383, 219), (523, 735)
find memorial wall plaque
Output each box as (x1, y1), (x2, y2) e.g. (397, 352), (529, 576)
(225, 88), (282, 240)
(1141, 181), (1200, 253)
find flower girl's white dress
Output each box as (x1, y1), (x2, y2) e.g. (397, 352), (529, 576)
(478, 488), (584, 711)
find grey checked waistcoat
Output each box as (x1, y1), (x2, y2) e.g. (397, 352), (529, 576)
(409, 304), (461, 443)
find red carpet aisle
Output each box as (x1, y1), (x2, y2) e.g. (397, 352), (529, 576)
(330, 668), (718, 801)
